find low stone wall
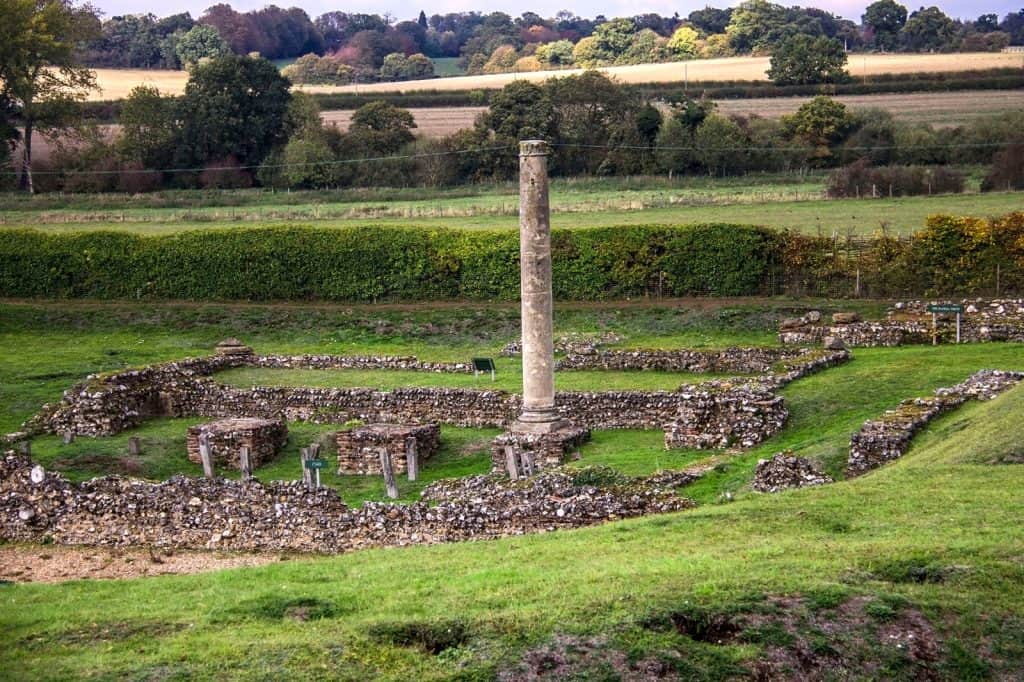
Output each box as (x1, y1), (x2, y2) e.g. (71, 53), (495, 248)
(336, 423), (440, 475)
(0, 453), (694, 553)
(250, 355), (471, 373)
(555, 347), (806, 374)
(185, 418), (288, 469)
(24, 348), (848, 455)
(781, 299), (1024, 347)
(664, 385), (788, 449)
(847, 370), (1023, 476)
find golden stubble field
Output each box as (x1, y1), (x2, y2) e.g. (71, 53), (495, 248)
(87, 52), (1024, 100)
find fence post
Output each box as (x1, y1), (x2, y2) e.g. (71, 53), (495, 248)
(198, 432), (214, 478)
(405, 436), (418, 482)
(300, 447), (312, 489)
(380, 448), (399, 499)
(239, 446), (253, 481)
(504, 445), (520, 481)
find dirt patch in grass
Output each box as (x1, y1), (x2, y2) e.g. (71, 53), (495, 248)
(499, 634), (678, 681)
(20, 620), (185, 650)
(637, 595), (942, 680)
(52, 452), (144, 477)
(0, 544), (280, 583)
(367, 619), (470, 656)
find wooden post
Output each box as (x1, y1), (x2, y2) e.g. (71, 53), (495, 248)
(127, 436), (141, 456)
(379, 447), (399, 499)
(62, 431), (75, 445)
(309, 442), (321, 488)
(300, 447), (313, 489)
(504, 445), (520, 481)
(405, 436), (418, 482)
(521, 451), (535, 477)
(198, 432), (214, 478)
(239, 446), (253, 481)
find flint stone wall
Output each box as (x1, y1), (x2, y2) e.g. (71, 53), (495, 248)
(336, 423), (440, 475)
(847, 369), (1024, 476)
(556, 347), (806, 373)
(26, 348), (849, 453)
(491, 427), (592, 473)
(781, 299), (1024, 347)
(0, 453), (694, 553)
(185, 418), (288, 469)
(664, 385), (788, 449)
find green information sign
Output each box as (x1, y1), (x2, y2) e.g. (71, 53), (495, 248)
(926, 304), (964, 314)
(304, 458), (327, 470)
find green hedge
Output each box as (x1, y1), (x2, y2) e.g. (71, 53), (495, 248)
(0, 224), (780, 301)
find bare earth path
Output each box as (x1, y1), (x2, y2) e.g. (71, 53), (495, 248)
(0, 543), (280, 583)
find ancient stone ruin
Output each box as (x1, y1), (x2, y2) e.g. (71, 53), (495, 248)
(491, 427), (591, 476)
(847, 369), (1023, 476)
(185, 418), (288, 469)
(336, 423), (440, 475)
(664, 383), (788, 449)
(0, 452), (695, 554)
(780, 299), (1024, 347)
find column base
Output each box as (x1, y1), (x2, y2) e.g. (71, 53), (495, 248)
(511, 408), (568, 435)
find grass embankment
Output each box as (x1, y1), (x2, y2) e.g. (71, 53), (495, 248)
(3, 347), (1023, 678)
(2, 174), (1019, 236)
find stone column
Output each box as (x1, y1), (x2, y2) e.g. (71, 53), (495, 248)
(513, 140), (564, 434)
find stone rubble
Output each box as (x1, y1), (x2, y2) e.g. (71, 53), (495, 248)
(847, 370), (1024, 476)
(752, 454), (833, 493)
(0, 453), (695, 554)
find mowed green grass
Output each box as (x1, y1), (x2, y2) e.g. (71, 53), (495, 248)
(2, 174), (1020, 236)
(3, 380), (1024, 678)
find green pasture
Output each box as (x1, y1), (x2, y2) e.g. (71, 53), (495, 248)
(2, 324), (1023, 678)
(430, 57), (465, 77)
(2, 172), (1019, 236)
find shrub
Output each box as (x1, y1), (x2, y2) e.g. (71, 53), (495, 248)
(827, 161), (964, 198)
(981, 143), (1024, 192)
(198, 157), (253, 189)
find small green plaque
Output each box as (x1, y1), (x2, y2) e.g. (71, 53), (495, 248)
(926, 304), (964, 314)
(304, 458), (327, 470)
(472, 358), (496, 372)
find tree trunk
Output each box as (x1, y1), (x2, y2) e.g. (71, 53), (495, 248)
(19, 118), (34, 194)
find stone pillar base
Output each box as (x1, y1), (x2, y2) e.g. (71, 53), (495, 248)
(491, 426), (591, 476)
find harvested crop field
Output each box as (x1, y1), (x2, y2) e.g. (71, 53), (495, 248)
(319, 90), (1024, 137)
(716, 89), (1024, 127)
(85, 52), (1024, 100)
(321, 106), (486, 137)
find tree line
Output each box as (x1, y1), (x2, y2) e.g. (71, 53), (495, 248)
(74, 2), (1024, 83)
(12, 61), (1024, 195)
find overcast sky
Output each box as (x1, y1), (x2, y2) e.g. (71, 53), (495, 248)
(94, 0), (1022, 24)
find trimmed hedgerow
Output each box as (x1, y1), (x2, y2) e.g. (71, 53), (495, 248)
(0, 224), (776, 301)
(1, 215), (1022, 302)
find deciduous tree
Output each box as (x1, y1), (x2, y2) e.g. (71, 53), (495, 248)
(768, 34), (848, 85)
(0, 0), (99, 192)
